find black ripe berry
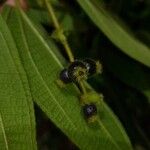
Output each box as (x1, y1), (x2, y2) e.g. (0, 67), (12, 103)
(68, 60), (88, 82)
(83, 103), (97, 118)
(83, 58), (97, 75)
(59, 69), (72, 83)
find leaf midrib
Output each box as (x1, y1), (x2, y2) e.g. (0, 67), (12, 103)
(97, 120), (120, 150)
(0, 113), (9, 150)
(20, 10), (63, 68)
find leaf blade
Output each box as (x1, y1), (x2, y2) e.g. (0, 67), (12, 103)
(77, 0), (150, 67)
(0, 15), (37, 150)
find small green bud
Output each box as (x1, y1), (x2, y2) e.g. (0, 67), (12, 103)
(80, 91), (103, 105)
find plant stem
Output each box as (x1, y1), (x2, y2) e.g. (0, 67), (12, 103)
(44, 0), (59, 29)
(44, 0), (87, 94)
(79, 81), (87, 94)
(44, 0), (74, 62)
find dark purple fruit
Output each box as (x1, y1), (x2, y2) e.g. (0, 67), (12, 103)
(59, 69), (72, 83)
(83, 58), (97, 75)
(67, 60), (88, 82)
(83, 103), (97, 118)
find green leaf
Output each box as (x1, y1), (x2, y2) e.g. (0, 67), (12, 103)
(4, 7), (133, 150)
(25, 9), (67, 66)
(26, 9), (50, 24)
(0, 15), (37, 149)
(77, 0), (150, 67)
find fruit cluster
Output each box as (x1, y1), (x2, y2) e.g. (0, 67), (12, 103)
(59, 58), (102, 123)
(60, 59), (102, 83)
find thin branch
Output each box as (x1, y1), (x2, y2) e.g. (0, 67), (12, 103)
(44, 0), (74, 62)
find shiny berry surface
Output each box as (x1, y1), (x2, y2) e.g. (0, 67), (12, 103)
(83, 58), (97, 75)
(83, 104), (97, 118)
(68, 60), (87, 82)
(59, 69), (72, 83)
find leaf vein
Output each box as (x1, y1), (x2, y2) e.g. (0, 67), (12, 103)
(0, 113), (9, 150)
